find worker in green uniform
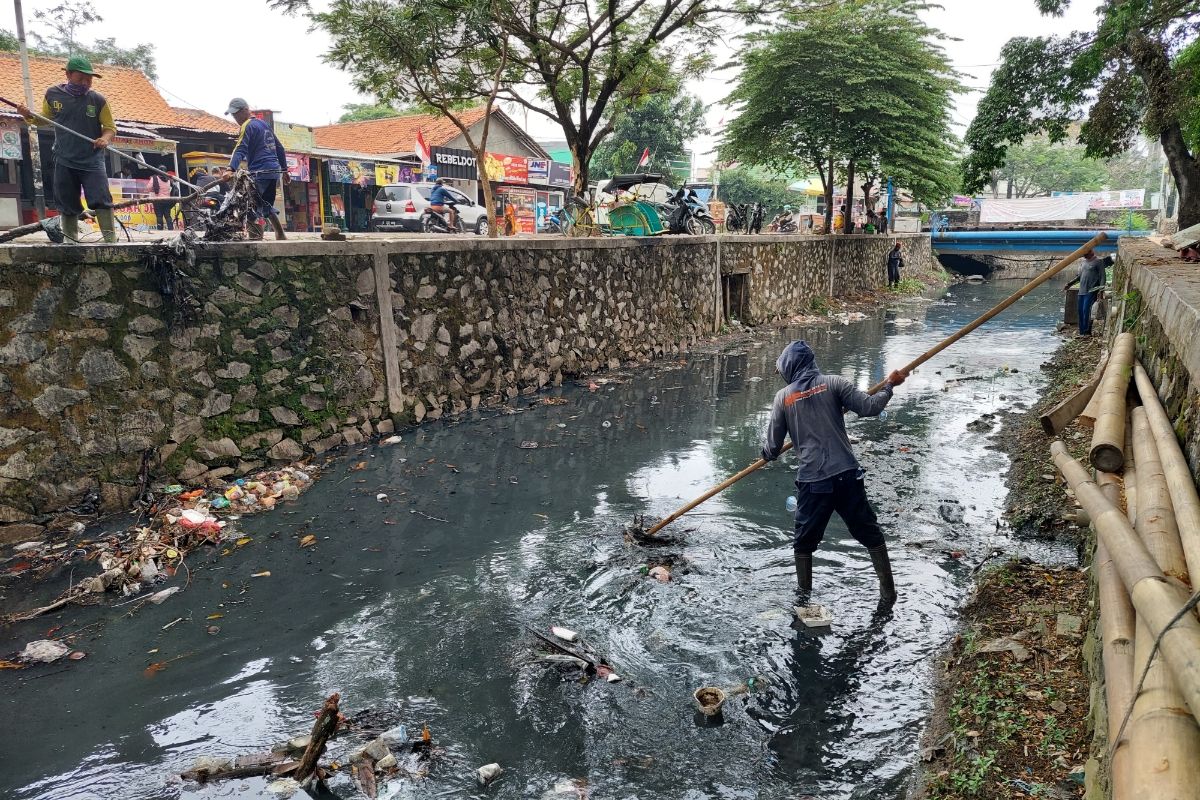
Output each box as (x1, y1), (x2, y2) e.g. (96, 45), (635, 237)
(15, 56), (118, 243)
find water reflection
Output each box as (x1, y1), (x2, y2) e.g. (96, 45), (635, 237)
(0, 281), (1077, 799)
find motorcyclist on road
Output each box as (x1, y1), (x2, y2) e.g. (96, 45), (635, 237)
(429, 178), (459, 231)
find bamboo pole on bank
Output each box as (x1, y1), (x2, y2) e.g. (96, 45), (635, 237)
(1125, 418), (1139, 530)
(645, 232), (1110, 537)
(1051, 442), (1200, 722)
(1095, 471), (1135, 799)
(1089, 332), (1136, 472)
(1134, 363), (1200, 583)
(1125, 409), (1200, 800)
(1040, 349), (1109, 435)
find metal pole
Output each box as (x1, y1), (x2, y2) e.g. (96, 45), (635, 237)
(886, 176), (895, 233)
(14, 0), (45, 220)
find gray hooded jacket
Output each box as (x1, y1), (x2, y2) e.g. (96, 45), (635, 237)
(761, 341), (894, 482)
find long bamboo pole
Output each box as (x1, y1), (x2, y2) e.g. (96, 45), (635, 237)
(1051, 441), (1200, 722)
(1040, 348), (1109, 435)
(1126, 414), (1200, 800)
(645, 232), (1109, 536)
(1132, 407), (1190, 585)
(1089, 332), (1136, 472)
(1095, 470), (1135, 800)
(1134, 363), (1200, 584)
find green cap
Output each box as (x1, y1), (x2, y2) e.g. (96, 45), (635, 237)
(65, 56), (101, 77)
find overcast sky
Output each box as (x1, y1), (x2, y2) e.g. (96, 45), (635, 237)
(1, 0), (1102, 167)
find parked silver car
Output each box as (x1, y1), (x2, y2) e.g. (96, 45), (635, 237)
(370, 182), (490, 234)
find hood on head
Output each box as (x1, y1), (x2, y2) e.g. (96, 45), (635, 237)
(776, 340), (818, 383)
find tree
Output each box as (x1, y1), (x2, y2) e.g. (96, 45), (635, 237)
(715, 166), (798, 216)
(0, 5), (158, 79)
(276, 0), (765, 195)
(283, 0), (514, 238)
(722, 0), (960, 233)
(590, 82), (707, 182)
(999, 137), (1108, 197)
(1104, 140), (1163, 195)
(961, 0), (1200, 227)
(338, 102), (406, 123)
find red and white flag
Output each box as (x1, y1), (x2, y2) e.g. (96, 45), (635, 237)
(415, 129), (431, 165)
(637, 147), (650, 168)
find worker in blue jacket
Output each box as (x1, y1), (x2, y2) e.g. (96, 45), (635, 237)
(222, 97), (288, 239)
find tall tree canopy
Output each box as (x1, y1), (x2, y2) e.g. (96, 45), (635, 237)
(285, 0), (514, 236)
(999, 137), (1109, 197)
(716, 166), (799, 216)
(590, 82), (707, 182)
(962, 0), (1200, 226)
(721, 0), (960, 232)
(277, 0), (766, 193)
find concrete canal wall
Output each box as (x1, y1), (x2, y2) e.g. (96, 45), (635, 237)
(0, 233), (929, 535)
(1115, 238), (1200, 478)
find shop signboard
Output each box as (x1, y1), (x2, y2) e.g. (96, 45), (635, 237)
(485, 152), (529, 183)
(0, 122), (21, 160)
(375, 163), (400, 185)
(328, 159), (374, 186)
(112, 135), (177, 155)
(274, 121), (315, 153)
(430, 146), (478, 180)
(528, 158), (549, 184)
(286, 153), (310, 181)
(548, 161), (573, 188)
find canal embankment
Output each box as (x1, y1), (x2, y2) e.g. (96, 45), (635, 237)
(0, 233), (933, 537)
(916, 236), (1200, 800)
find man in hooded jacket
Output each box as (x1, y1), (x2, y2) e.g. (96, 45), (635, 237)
(761, 341), (907, 604)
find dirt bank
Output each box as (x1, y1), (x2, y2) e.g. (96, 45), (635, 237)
(912, 333), (1104, 799)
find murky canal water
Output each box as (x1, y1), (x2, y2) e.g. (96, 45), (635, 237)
(1, 280), (1078, 800)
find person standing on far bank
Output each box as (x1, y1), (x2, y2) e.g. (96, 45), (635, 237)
(886, 242), (903, 288)
(1064, 248), (1112, 337)
(760, 340), (908, 606)
(15, 56), (117, 243)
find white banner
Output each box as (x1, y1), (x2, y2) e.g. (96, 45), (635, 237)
(1051, 189), (1145, 209)
(979, 195), (1090, 223)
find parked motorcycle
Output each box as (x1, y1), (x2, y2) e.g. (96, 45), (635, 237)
(767, 211), (797, 233)
(726, 203), (747, 233)
(749, 202), (764, 234)
(421, 207), (463, 234)
(660, 186), (716, 235)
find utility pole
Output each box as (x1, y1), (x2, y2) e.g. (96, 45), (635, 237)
(14, 0), (46, 220)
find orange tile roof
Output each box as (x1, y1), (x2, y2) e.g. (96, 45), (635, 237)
(168, 107), (238, 134)
(313, 107), (491, 155)
(0, 52), (236, 134)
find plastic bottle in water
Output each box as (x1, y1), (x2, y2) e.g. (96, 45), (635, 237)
(785, 496), (797, 513)
(879, 410), (889, 421)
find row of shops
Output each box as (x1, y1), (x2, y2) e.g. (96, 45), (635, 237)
(1, 110), (575, 234)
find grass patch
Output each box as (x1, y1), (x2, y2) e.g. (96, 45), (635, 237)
(890, 277), (926, 295)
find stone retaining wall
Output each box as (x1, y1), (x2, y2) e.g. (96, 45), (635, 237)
(720, 234), (934, 323)
(0, 233), (929, 536)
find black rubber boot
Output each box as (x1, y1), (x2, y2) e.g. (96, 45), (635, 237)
(868, 543), (897, 606)
(795, 552), (813, 597)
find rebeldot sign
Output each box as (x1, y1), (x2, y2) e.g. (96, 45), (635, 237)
(430, 146), (478, 180)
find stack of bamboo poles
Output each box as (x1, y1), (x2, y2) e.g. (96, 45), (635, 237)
(1049, 331), (1200, 799)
